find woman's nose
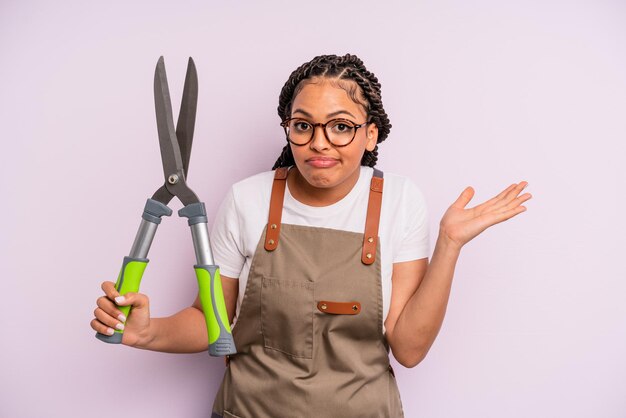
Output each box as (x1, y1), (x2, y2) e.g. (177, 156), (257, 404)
(310, 125), (331, 151)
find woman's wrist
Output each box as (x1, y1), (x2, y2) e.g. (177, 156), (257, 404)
(435, 229), (463, 255)
(131, 319), (159, 350)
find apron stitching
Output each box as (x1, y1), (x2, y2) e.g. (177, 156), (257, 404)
(260, 274), (314, 359)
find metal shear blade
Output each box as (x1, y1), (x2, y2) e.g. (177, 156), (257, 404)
(152, 56), (199, 206)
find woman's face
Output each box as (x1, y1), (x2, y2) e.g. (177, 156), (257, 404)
(288, 79), (378, 194)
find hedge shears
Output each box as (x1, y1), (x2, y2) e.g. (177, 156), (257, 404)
(95, 56), (236, 356)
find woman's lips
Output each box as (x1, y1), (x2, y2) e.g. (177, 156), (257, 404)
(306, 157), (340, 168)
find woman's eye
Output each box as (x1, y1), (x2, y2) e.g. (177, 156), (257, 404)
(331, 122), (354, 133)
(294, 122), (311, 131)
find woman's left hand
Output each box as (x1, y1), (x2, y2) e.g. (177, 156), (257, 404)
(439, 181), (532, 250)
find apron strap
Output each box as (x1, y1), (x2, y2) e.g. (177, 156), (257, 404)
(264, 166), (385, 263)
(362, 168), (384, 265)
(264, 167), (288, 251)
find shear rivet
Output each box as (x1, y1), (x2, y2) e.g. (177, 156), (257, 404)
(367, 237), (374, 243)
(366, 253), (372, 259)
(270, 224), (277, 229)
(321, 304), (327, 310)
(268, 239), (275, 245)
(168, 174), (179, 184)
(352, 305), (358, 311)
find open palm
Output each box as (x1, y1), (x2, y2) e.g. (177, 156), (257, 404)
(440, 181), (532, 249)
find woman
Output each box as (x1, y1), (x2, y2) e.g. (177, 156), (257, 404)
(91, 54), (531, 417)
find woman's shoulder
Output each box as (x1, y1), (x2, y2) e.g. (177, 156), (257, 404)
(232, 169), (275, 190)
(378, 169), (426, 201)
(227, 169), (275, 209)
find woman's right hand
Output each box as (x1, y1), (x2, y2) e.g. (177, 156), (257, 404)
(91, 281), (153, 348)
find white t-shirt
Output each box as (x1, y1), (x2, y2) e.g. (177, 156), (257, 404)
(210, 166), (430, 333)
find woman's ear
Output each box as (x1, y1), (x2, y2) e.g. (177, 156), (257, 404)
(365, 123), (379, 151)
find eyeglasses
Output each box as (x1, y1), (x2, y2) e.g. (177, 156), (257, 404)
(280, 117), (370, 147)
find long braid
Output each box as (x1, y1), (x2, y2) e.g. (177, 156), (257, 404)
(272, 54), (391, 169)
(272, 144), (294, 170)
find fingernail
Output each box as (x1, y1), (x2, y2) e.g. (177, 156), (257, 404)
(115, 323), (125, 331)
(106, 327), (114, 335)
(118, 314), (127, 322)
(115, 296), (125, 305)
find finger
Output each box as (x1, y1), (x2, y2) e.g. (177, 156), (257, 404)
(97, 296), (127, 322)
(452, 186), (475, 209)
(90, 318), (115, 336)
(113, 292), (149, 309)
(501, 181), (529, 202)
(101, 281), (120, 300)
(497, 183), (519, 200)
(471, 183), (518, 212)
(491, 182), (529, 211)
(487, 203), (529, 227)
(501, 192), (533, 212)
(94, 307), (125, 331)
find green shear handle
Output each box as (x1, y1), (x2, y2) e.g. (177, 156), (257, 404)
(195, 265), (235, 356)
(180, 202), (236, 355)
(95, 198), (170, 344)
(96, 257), (148, 344)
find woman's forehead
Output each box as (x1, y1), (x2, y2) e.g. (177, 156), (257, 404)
(291, 79), (368, 117)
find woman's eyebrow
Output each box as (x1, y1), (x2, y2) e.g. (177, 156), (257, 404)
(292, 108), (313, 118)
(292, 108), (357, 119)
(326, 110), (356, 119)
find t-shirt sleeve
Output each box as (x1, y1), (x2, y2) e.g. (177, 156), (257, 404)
(210, 187), (245, 279)
(393, 179), (430, 263)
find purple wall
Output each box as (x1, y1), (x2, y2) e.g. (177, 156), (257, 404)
(1, 0), (625, 417)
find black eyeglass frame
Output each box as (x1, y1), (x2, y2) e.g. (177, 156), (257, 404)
(280, 117), (371, 147)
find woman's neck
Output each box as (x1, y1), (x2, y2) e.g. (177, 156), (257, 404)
(287, 166), (361, 207)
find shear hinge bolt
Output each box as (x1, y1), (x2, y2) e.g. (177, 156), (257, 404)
(168, 174), (179, 184)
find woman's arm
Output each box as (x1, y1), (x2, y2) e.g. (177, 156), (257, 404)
(385, 235), (460, 368)
(134, 275), (239, 353)
(385, 181), (531, 367)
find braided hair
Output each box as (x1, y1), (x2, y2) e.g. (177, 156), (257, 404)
(272, 54), (391, 169)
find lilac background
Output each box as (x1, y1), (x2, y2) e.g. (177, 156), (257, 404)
(1, 0), (625, 417)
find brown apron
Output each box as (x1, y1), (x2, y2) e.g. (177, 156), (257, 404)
(212, 167), (404, 418)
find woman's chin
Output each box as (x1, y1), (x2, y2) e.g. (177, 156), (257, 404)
(301, 172), (336, 189)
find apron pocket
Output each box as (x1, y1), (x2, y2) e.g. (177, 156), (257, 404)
(260, 276), (314, 359)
